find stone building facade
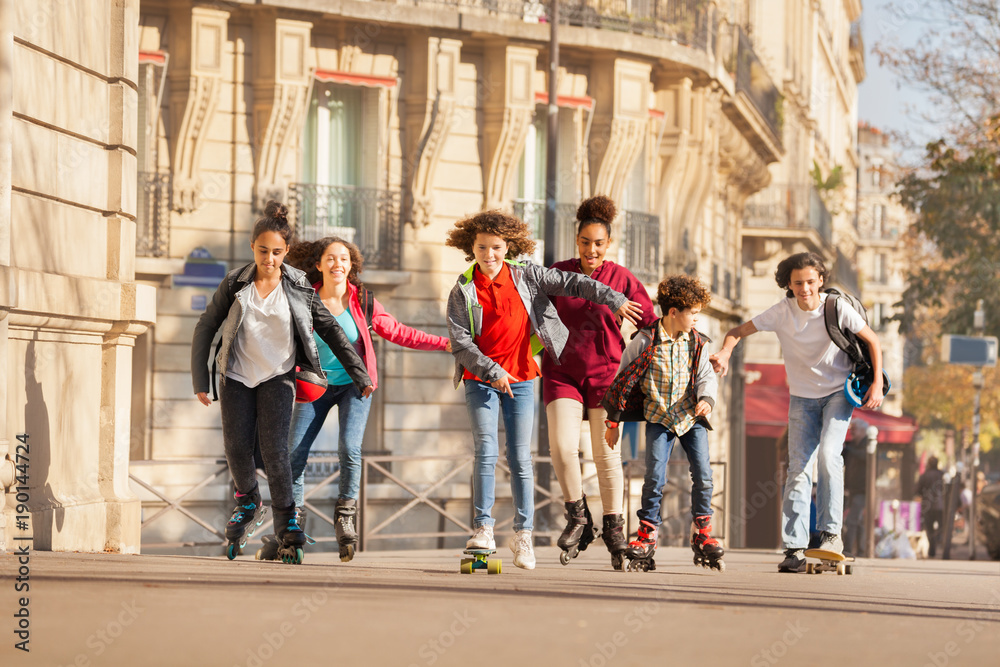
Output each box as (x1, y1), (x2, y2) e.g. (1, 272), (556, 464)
(0, 0), (152, 553)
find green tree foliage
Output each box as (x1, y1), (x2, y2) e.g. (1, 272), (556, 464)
(896, 135), (1000, 339)
(904, 363), (998, 451)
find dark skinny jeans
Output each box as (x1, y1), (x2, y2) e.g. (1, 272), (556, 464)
(220, 371), (295, 510)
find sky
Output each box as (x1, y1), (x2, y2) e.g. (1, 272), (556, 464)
(856, 0), (939, 161)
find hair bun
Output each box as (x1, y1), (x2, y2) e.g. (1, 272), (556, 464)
(576, 195), (616, 225)
(264, 200), (288, 221)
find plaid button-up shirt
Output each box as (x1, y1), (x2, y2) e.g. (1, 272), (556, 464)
(642, 320), (698, 435)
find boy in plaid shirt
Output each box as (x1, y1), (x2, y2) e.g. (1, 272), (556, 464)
(603, 275), (723, 571)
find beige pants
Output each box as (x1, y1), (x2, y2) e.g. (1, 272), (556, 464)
(546, 398), (624, 515)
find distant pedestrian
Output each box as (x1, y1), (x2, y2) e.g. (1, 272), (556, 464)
(190, 201), (373, 564)
(917, 456), (945, 557)
(711, 252), (884, 572)
(446, 210), (642, 569)
(842, 419), (869, 556)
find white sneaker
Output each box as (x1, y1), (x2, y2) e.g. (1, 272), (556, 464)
(466, 524), (495, 550)
(511, 529), (535, 570)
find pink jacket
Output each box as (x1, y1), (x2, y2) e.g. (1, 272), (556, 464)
(315, 281), (449, 390)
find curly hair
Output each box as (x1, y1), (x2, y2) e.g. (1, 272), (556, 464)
(576, 194), (616, 238)
(774, 252), (828, 297)
(251, 200), (293, 244)
(445, 210), (536, 262)
(656, 274), (711, 314)
(285, 236), (364, 288)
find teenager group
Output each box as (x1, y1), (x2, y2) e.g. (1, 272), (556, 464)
(191, 196), (884, 572)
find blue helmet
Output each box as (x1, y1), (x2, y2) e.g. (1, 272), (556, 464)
(844, 368), (891, 408)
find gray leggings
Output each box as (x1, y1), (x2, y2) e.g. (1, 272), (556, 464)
(220, 371), (295, 509)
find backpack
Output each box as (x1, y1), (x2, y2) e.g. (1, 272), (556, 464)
(823, 287), (870, 371)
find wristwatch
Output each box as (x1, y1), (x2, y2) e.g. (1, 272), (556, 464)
(604, 420), (619, 429)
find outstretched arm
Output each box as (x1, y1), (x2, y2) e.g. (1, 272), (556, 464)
(710, 321), (758, 376)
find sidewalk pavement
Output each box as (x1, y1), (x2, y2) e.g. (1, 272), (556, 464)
(2, 545), (998, 667)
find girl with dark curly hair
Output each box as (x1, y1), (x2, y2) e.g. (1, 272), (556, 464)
(261, 236), (451, 562)
(190, 202), (373, 565)
(542, 195), (657, 569)
(711, 251), (884, 573)
(604, 275), (722, 571)
(445, 209), (643, 569)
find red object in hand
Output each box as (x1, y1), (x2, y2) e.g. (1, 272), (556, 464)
(294, 366), (327, 403)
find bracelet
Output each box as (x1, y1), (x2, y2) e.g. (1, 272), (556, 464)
(604, 420), (619, 429)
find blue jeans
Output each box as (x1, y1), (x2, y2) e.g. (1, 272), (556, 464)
(638, 421), (713, 525)
(782, 391), (854, 549)
(288, 382), (372, 507)
(464, 379), (535, 532)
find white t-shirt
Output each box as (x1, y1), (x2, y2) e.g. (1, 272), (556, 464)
(226, 282), (296, 388)
(752, 294), (867, 399)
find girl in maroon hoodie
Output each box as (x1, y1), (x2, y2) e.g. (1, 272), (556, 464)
(543, 196), (657, 569)
(274, 236), (450, 561)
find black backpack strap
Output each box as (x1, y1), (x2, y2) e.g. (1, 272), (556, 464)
(210, 337), (223, 402)
(824, 295), (865, 366)
(360, 287), (375, 330)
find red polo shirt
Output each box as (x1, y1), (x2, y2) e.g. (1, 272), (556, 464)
(462, 263), (539, 383)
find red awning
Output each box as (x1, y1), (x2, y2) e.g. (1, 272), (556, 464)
(744, 363), (918, 444)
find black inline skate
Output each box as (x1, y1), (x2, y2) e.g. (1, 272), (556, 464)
(691, 514), (725, 572)
(225, 484), (267, 560)
(623, 519), (657, 572)
(256, 506), (306, 561)
(602, 513), (628, 570)
(272, 504), (307, 565)
(335, 498), (358, 562)
(557, 496), (596, 565)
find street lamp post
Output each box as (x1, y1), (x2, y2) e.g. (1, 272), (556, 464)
(865, 425), (879, 559)
(969, 300), (985, 560)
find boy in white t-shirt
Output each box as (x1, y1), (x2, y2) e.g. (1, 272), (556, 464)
(711, 252), (884, 572)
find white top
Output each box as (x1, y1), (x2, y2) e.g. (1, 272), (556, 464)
(752, 294), (867, 399)
(226, 282), (296, 388)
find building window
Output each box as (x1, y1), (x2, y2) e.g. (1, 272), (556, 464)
(293, 80), (402, 269)
(874, 253), (887, 284)
(872, 204), (883, 237)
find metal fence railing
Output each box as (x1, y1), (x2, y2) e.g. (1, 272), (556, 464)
(130, 454), (727, 552)
(288, 183), (403, 271)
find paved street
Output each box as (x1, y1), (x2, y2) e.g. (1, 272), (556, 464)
(1, 546), (998, 667)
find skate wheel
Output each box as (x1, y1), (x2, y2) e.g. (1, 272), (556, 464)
(487, 559), (501, 575)
(805, 562), (814, 574)
(559, 550), (571, 566)
(845, 564), (854, 575)
(460, 558), (474, 574)
(836, 562), (845, 576)
(714, 560), (726, 573)
(226, 543), (238, 560)
(340, 544), (356, 562)
(611, 553), (624, 571)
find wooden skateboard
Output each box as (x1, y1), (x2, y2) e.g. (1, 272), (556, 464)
(803, 548), (855, 575)
(460, 548), (501, 574)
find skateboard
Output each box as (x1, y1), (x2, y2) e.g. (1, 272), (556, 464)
(803, 548), (855, 575)
(460, 548), (501, 574)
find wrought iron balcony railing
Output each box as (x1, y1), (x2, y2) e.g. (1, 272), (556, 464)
(512, 198), (578, 263)
(623, 210), (660, 285)
(730, 25), (783, 143)
(136, 171), (171, 258)
(391, 0), (717, 53)
(289, 184), (403, 271)
(743, 184), (833, 247)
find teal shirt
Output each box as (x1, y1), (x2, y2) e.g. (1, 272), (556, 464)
(316, 309), (360, 386)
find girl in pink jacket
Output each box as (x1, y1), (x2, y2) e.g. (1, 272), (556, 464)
(275, 236), (450, 561)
